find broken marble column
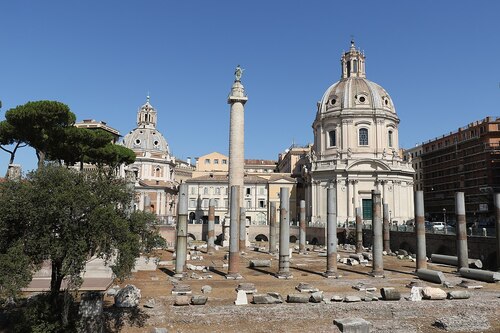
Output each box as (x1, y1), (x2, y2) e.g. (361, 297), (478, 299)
(355, 207), (363, 254)
(227, 185), (242, 279)
(207, 199), (216, 254)
(455, 192), (468, 270)
(276, 187), (292, 279)
(269, 201), (277, 254)
(299, 200), (306, 253)
(175, 183), (188, 277)
(383, 203), (390, 253)
(371, 190), (384, 277)
(414, 191), (427, 271)
(324, 187), (338, 278)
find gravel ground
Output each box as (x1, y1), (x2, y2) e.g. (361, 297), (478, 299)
(107, 246), (500, 333)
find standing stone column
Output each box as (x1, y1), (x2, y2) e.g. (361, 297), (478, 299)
(495, 193), (500, 270)
(276, 187), (292, 279)
(414, 191), (427, 270)
(227, 186), (242, 279)
(299, 200), (306, 253)
(455, 192), (468, 270)
(239, 207), (246, 253)
(269, 202), (277, 254)
(227, 65), (247, 230)
(324, 187), (338, 278)
(371, 190), (384, 277)
(207, 199), (216, 254)
(383, 203), (390, 253)
(175, 184), (188, 277)
(355, 207), (363, 254)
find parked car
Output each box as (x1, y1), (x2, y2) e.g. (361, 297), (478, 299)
(432, 222), (445, 231)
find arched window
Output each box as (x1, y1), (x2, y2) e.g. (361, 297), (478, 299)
(352, 59), (358, 72)
(388, 130), (393, 147)
(328, 130), (336, 147)
(359, 128), (369, 146)
(203, 187), (209, 195)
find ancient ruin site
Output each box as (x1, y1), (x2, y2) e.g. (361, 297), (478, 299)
(96, 241), (500, 333)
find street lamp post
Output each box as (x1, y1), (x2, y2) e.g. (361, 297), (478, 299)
(443, 208), (447, 233)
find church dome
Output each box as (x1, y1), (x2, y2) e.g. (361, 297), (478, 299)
(122, 97), (170, 155)
(316, 40), (396, 118)
(318, 77), (395, 115)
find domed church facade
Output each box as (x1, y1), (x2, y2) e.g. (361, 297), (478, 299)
(306, 41), (415, 226)
(122, 97), (177, 223)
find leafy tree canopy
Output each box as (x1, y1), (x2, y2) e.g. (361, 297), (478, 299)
(4, 101), (75, 168)
(0, 165), (165, 302)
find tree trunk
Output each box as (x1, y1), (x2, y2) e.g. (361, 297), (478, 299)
(50, 259), (65, 300)
(36, 150), (46, 169)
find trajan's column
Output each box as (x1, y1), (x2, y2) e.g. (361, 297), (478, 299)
(225, 65), (248, 245)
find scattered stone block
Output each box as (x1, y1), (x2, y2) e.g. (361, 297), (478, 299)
(249, 260), (271, 267)
(352, 283), (376, 292)
(343, 296), (362, 303)
(347, 258), (359, 266)
(295, 282), (319, 293)
(318, 252), (327, 257)
(309, 291), (324, 303)
(397, 249), (408, 256)
(234, 290), (248, 305)
(267, 292), (283, 303)
(457, 280), (483, 289)
(253, 293), (283, 304)
(362, 252), (372, 261)
(106, 287), (118, 296)
(287, 294), (310, 303)
(171, 284), (192, 295)
(408, 286), (422, 301)
(114, 285), (141, 308)
(331, 295), (343, 302)
(201, 285), (212, 294)
(447, 290), (470, 300)
(236, 283), (257, 294)
(334, 317), (372, 333)
(349, 254), (364, 261)
(422, 287), (447, 300)
(174, 295), (190, 306)
(151, 328), (168, 333)
(380, 287), (401, 301)
(191, 295), (208, 305)
(143, 298), (155, 308)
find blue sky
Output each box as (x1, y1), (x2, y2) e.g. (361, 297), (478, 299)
(1, 1), (499, 174)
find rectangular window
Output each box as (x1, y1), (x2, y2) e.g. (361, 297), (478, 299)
(246, 200), (251, 209)
(204, 159), (210, 164)
(222, 159), (227, 164)
(362, 199), (372, 220)
(328, 130), (336, 147)
(388, 131), (393, 147)
(246, 188), (251, 196)
(259, 200), (265, 208)
(214, 159), (219, 164)
(259, 187), (265, 195)
(189, 199), (196, 208)
(359, 128), (368, 146)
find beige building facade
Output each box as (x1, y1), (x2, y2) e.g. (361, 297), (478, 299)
(121, 97), (177, 223)
(306, 41), (415, 226)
